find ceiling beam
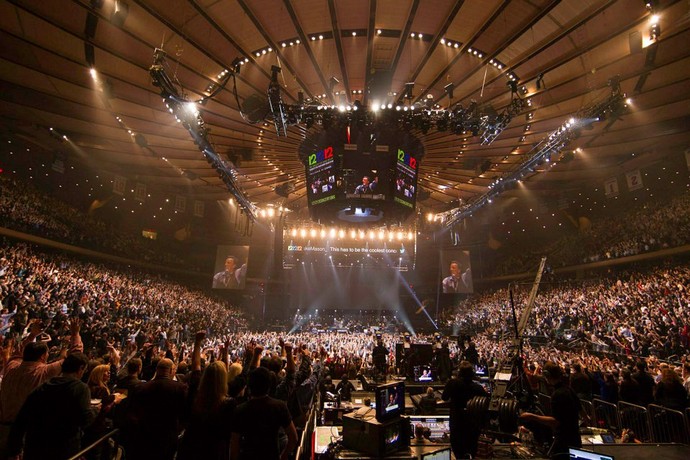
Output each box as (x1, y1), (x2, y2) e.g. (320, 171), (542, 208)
(283, 0), (334, 104)
(395, 0), (465, 104)
(362, 0), (377, 107)
(326, 0), (351, 103)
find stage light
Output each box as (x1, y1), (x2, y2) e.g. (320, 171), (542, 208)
(310, 228), (317, 237)
(320, 229), (326, 238)
(290, 228), (297, 237)
(352, 31), (357, 36)
(377, 29), (382, 35)
(267, 208), (275, 217)
(300, 228), (307, 237)
(330, 228), (337, 238)
(350, 229), (357, 239)
(368, 231), (375, 240)
(378, 230), (385, 240)
(444, 83), (454, 99)
(89, 68), (98, 80)
(185, 102), (199, 115)
(338, 229), (345, 238)
(407, 232), (414, 240)
(111, 0), (129, 27)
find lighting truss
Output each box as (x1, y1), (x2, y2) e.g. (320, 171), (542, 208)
(438, 78), (627, 228)
(265, 67), (525, 144)
(149, 49), (256, 220)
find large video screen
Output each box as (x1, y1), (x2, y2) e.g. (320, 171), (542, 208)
(212, 245), (249, 289)
(299, 126), (424, 222)
(342, 138), (392, 202)
(394, 147), (418, 209)
(283, 229), (415, 271)
(439, 249), (473, 294)
(306, 145), (339, 207)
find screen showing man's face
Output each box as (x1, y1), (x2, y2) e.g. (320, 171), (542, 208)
(449, 263), (460, 277)
(225, 258), (236, 272)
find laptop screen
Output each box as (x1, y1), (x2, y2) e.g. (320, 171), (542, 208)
(421, 447), (451, 460)
(568, 447), (614, 460)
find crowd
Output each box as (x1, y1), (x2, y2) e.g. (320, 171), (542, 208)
(0, 176), (199, 270)
(443, 263), (690, 359)
(492, 191), (690, 275)
(1, 235), (690, 459)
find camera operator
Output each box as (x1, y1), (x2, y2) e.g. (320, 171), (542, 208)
(519, 361), (581, 459)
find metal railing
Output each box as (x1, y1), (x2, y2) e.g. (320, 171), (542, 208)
(579, 399), (595, 424)
(592, 398), (621, 435)
(67, 428), (120, 460)
(618, 401), (651, 442)
(648, 404), (690, 445)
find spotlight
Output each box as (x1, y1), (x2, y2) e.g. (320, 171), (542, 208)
(111, 0), (129, 27)
(444, 83), (455, 99)
(536, 73), (545, 90)
(403, 82), (414, 100)
(328, 76), (340, 93)
(649, 19), (661, 41)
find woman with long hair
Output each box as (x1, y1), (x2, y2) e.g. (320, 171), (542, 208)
(655, 367), (688, 411)
(85, 364), (123, 460)
(87, 364), (112, 401)
(178, 333), (238, 460)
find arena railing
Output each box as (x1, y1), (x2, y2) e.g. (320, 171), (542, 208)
(67, 428), (120, 460)
(295, 387), (319, 460)
(579, 399), (595, 424)
(537, 393), (552, 416)
(618, 401), (651, 442)
(592, 398), (622, 435)
(647, 404), (690, 445)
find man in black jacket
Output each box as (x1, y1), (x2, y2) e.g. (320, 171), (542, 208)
(124, 358), (188, 460)
(632, 360), (655, 407)
(520, 362), (581, 459)
(8, 352), (95, 460)
(442, 360), (488, 459)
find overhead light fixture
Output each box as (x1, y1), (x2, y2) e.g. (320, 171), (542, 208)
(328, 76), (340, 93)
(403, 82), (414, 99)
(444, 83), (454, 99)
(111, 0), (129, 27)
(649, 15), (661, 41)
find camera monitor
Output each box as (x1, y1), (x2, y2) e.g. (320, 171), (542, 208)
(414, 365), (434, 382)
(375, 381), (405, 422)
